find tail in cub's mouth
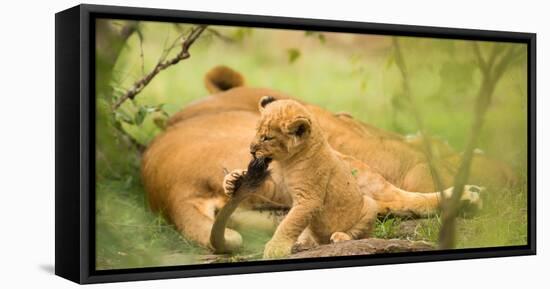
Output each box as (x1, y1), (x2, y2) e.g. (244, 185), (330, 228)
(204, 65), (245, 93)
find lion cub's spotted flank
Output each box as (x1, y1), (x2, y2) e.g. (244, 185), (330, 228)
(224, 96), (379, 259)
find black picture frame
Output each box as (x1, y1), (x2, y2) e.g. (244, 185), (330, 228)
(55, 4), (536, 284)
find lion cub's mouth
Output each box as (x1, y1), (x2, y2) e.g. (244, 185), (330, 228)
(250, 156), (272, 168)
(243, 156), (272, 188)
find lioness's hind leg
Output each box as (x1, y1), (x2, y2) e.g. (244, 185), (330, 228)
(375, 185), (484, 217)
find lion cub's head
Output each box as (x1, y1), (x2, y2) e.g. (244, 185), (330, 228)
(250, 96), (323, 162)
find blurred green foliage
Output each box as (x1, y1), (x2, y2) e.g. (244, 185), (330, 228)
(96, 20), (528, 269)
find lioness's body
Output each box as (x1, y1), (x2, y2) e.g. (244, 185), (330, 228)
(142, 66), (504, 250)
(168, 87), (515, 192)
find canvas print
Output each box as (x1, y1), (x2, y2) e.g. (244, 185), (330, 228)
(95, 19), (528, 270)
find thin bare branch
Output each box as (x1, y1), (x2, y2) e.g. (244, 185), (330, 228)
(473, 42), (495, 74)
(206, 28), (235, 43)
(392, 37), (446, 195)
(112, 25), (208, 110)
(491, 45), (524, 81)
(438, 43), (518, 249)
(472, 42), (489, 75)
(112, 121), (146, 153)
(136, 28), (145, 76)
(487, 43), (505, 69)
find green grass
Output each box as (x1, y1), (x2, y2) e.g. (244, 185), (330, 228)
(95, 21), (528, 269)
(373, 177), (528, 248)
(96, 177), (207, 269)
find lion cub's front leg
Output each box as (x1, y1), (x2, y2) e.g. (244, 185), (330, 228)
(263, 199), (321, 259)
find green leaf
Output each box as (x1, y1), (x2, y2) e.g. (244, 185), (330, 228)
(115, 110), (134, 124)
(135, 106), (147, 126)
(143, 103), (164, 113)
(153, 116), (167, 130)
(351, 168), (359, 177)
(233, 28), (253, 42)
(318, 33), (326, 44)
(304, 31), (326, 44)
(143, 106), (157, 113)
(287, 48), (301, 64)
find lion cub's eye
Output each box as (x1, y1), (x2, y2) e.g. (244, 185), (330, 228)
(261, 135), (274, 142)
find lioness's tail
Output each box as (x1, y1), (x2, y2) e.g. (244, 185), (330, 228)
(204, 65), (245, 93)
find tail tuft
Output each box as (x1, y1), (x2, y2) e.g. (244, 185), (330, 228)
(204, 65), (245, 93)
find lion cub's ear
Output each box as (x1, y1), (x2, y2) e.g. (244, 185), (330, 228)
(286, 117), (311, 138)
(259, 96), (276, 112)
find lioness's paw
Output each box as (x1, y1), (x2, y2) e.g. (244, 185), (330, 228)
(263, 239), (293, 259)
(461, 185), (484, 211)
(443, 185), (484, 212)
(223, 169), (246, 197)
(223, 229), (244, 252)
(330, 232), (353, 243)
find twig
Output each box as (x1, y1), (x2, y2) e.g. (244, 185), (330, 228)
(206, 28), (235, 43)
(438, 43), (519, 249)
(472, 42), (489, 75)
(392, 37), (446, 194)
(112, 25), (207, 110)
(112, 121), (146, 153)
(136, 29), (145, 76)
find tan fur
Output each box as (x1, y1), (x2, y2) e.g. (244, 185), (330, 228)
(244, 98), (380, 258)
(223, 98), (483, 258)
(142, 66), (507, 251)
(204, 65), (245, 94)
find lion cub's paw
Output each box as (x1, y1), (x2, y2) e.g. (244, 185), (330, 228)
(263, 239), (293, 259)
(291, 242), (315, 254)
(330, 232), (353, 243)
(223, 169), (247, 197)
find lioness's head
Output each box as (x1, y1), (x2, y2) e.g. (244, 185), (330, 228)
(250, 96), (322, 162)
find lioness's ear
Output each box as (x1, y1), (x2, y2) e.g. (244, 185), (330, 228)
(286, 117), (311, 138)
(259, 96), (276, 112)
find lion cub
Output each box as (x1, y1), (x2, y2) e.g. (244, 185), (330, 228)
(224, 96), (379, 259)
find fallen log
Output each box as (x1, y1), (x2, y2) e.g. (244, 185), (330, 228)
(289, 238), (435, 259)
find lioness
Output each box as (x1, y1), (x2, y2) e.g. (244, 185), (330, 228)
(223, 96), (482, 258)
(142, 66), (507, 251)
